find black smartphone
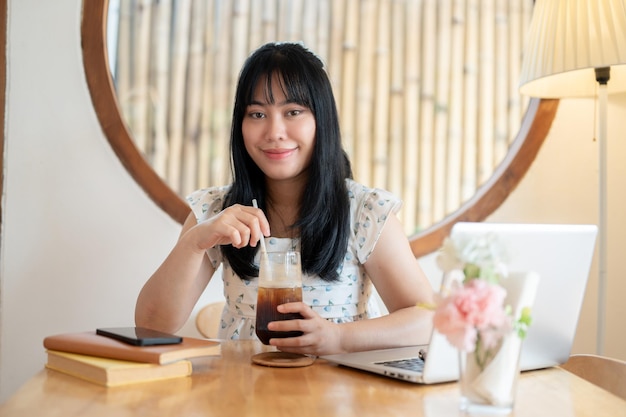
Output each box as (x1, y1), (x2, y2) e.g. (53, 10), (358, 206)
(96, 327), (183, 346)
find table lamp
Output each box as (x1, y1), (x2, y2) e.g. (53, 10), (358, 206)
(519, 0), (626, 354)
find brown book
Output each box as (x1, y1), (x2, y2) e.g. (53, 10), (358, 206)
(43, 331), (220, 364)
(45, 350), (192, 387)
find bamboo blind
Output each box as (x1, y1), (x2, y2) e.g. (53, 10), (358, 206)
(108, 0), (533, 235)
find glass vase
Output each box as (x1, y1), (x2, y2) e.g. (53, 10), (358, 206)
(458, 332), (522, 414)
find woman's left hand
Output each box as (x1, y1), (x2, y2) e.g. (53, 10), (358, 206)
(267, 302), (343, 356)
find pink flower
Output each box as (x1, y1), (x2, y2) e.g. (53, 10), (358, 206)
(433, 279), (510, 352)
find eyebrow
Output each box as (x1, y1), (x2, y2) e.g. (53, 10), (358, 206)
(247, 98), (299, 106)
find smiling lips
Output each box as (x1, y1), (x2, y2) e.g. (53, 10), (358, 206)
(263, 148), (296, 160)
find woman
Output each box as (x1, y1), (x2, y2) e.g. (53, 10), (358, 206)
(135, 42), (434, 356)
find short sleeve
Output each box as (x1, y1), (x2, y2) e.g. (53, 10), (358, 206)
(185, 186), (231, 267)
(348, 180), (403, 264)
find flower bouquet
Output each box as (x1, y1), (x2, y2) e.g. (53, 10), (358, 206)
(432, 233), (539, 413)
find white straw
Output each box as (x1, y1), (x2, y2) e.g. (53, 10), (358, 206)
(252, 199), (268, 255)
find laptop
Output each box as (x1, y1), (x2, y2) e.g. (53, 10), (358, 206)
(321, 222), (598, 384)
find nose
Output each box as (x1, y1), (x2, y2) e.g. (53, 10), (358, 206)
(266, 114), (286, 141)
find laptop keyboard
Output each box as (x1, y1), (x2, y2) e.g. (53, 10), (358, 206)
(376, 356), (425, 373)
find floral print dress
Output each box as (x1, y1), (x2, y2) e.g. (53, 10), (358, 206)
(186, 179), (402, 340)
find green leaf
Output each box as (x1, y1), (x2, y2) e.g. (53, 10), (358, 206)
(463, 263), (481, 281)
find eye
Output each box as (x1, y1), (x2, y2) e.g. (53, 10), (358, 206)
(286, 108), (306, 117)
(248, 111), (265, 119)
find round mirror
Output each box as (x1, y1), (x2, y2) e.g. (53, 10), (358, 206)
(81, 0), (558, 258)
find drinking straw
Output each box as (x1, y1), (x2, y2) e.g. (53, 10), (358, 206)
(252, 199), (268, 255)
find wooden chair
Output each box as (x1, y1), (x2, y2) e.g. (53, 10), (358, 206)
(559, 354), (626, 400)
(195, 301), (225, 339)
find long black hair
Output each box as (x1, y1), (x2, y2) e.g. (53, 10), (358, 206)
(221, 42), (352, 282)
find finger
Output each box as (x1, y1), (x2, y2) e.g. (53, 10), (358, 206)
(268, 318), (306, 333)
(271, 338), (309, 350)
(248, 206), (271, 237)
(218, 219), (250, 248)
(221, 207), (263, 247)
(229, 228), (248, 248)
(245, 216), (266, 248)
(276, 302), (313, 318)
(268, 329), (310, 347)
(237, 204), (270, 236)
(228, 205), (270, 246)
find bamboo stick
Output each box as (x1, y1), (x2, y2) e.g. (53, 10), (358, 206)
(508, 0), (522, 143)
(276, 0), (286, 40)
(354, 0), (376, 184)
(445, 0), (465, 215)
(327, 0), (345, 107)
(401, 0), (421, 233)
(262, 0), (277, 40)
(166, 0), (192, 191)
(462, 0), (479, 203)
(432, 0), (452, 223)
(197, 0), (216, 189)
(130, 0), (152, 156)
(230, 0), (249, 116)
(208, 0), (233, 187)
(477, 0), (495, 185)
(315, 0), (331, 62)
(418, 0), (436, 228)
(387, 0), (406, 228)
(512, 1), (534, 134)
(493, 0), (508, 167)
(340, 0), (359, 164)
(150, 0), (172, 179)
(520, 0), (532, 114)
(248, 0), (264, 49)
(231, 0), (250, 81)
(301, 0), (317, 47)
(106, 0), (121, 79)
(276, 0), (294, 41)
(180, 0), (206, 196)
(115, 0), (133, 144)
(372, 0), (391, 192)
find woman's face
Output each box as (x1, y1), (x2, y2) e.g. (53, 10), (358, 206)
(242, 74), (316, 184)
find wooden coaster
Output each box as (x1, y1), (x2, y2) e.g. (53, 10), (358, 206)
(251, 352), (315, 368)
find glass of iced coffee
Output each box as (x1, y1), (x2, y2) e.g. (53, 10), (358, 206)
(255, 250), (303, 345)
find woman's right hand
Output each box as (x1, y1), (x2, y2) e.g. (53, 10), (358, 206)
(135, 204), (269, 333)
(183, 204), (271, 252)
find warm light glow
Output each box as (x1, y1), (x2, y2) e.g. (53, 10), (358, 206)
(519, 0), (626, 356)
(519, 0), (626, 97)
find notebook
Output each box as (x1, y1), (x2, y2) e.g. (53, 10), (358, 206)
(321, 222), (598, 384)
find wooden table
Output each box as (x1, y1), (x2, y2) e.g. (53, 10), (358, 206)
(1, 340), (625, 417)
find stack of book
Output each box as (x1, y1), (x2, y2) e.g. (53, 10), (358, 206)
(43, 331), (220, 387)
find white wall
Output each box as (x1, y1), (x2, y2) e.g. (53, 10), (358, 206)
(0, 0), (220, 402)
(489, 97), (626, 358)
(1, 0), (625, 404)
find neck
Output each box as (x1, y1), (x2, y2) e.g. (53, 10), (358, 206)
(265, 181), (303, 238)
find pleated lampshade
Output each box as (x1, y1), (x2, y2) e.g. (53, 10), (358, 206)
(519, 0), (626, 98)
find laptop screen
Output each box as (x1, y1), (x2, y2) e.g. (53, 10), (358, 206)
(449, 222), (597, 369)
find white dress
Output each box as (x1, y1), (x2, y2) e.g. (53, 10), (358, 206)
(186, 179), (402, 340)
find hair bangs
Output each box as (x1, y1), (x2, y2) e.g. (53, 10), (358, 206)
(243, 61), (313, 110)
